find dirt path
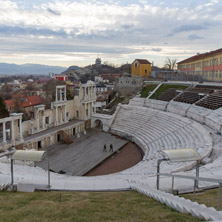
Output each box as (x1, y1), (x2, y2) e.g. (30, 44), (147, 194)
(85, 142), (143, 176)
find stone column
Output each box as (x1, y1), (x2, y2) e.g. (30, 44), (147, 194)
(84, 103), (86, 120)
(36, 110), (39, 130)
(19, 117), (23, 141)
(11, 119), (15, 144)
(3, 121), (6, 144)
(42, 111), (45, 129)
(60, 107), (63, 123)
(64, 88), (67, 101)
(55, 106), (58, 126)
(84, 87), (86, 100)
(56, 88), (58, 101)
(64, 105), (67, 122)
(50, 135), (53, 146)
(60, 89), (62, 101)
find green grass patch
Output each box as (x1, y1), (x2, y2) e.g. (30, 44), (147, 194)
(0, 191), (200, 222)
(106, 97), (125, 109)
(181, 188), (220, 210)
(150, 84), (188, 99)
(140, 84), (158, 98)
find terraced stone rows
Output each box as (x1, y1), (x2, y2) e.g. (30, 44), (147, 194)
(111, 105), (213, 174)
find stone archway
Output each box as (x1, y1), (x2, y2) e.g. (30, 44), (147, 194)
(91, 114), (113, 132)
(94, 119), (103, 129)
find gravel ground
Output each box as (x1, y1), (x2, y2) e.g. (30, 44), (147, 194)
(85, 142), (143, 176)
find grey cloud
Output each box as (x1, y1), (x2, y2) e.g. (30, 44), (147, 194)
(174, 24), (208, 32)
(188, 34), (204, 40)
(47, 8), (61, 16)
(168, 23), (209, 37)
(0, 26), (67, 37)
(120, 24), (135, 30)
(150, 48), (162, 52)
(0, 39), (139, 55)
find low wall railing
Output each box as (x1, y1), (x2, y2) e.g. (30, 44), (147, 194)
(158, 173), (222, 210)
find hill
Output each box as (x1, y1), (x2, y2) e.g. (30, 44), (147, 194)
(63, 63), (131, 82)
(0, 63), (67, 75)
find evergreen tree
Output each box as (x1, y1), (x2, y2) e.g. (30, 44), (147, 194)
(0, 96), (9, 118)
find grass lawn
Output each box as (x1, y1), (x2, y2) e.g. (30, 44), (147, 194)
(150, 84), (188, 99)
(181, 188), (220, 210)
(106, 97), (125, 109)
(0, 191), (200, 222)
(140, 84), (158, 98)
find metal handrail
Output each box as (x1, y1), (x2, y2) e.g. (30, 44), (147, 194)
(157, 172), (222, 210)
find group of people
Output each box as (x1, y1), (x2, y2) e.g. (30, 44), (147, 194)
(103, 144), (113, 152)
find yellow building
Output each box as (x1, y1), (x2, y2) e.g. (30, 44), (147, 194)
(131, 59), (151, 77)
(177, 48), (222, 81)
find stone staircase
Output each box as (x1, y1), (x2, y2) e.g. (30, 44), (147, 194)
(131, 182), (222, 221)
(0, 184), (9, 191)
(17, 183), (50, 192)
(147, 82), (163, 99)
(58, 130), (73, 144)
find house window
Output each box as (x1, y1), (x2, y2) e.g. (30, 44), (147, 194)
(31, 112), (34, 119)
(76, 111), (79, 118)
(73, 128), (76, 135)
(135, 62), (138, 67)
(145, 69), (147, 74)
(86, 109), (88, 116)
(66, 112), (69, 118)
(45, 116), (49, 124)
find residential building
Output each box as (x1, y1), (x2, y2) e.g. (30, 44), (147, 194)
(131, 59), (152, 77)
(54, 74), (68, 81)
(5, 95), (42, 119)
(101, 73), (122, 83)
(177, 48), (222, 81)
(95, 94), (109, 111)
(0, 81), (96, 151)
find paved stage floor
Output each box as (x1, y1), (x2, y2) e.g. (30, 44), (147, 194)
(36, 129), (128, 176)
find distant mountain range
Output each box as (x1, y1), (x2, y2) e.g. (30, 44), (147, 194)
(0, 63), (68, 75)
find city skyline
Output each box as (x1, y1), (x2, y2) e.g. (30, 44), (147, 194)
(0, 0), (222, 68)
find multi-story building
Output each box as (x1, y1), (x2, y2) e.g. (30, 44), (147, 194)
(131, 59), (151, 77)
(0, 80), (96, 151)
(54, 74), (68, 81)
(177, 48), (222, 81)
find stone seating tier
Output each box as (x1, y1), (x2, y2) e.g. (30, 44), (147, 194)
(196, 93), (222, 110)
(174, 92), (204, 104)
(157, 88), (180, 101)
(110, 105), (212, 174)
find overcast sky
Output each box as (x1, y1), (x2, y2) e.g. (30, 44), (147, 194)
(0, 0), (222, 68)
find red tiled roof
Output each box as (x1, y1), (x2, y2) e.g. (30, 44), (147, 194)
(55, 74), (67, 76)
(5, 95), (41, 109)
(5, 99), (14, 109)
(101, 73), (122, 76)
(178, 48), (222, 64)
(96, 94), (109, 101)
(133, 59), (151, 64)
(22, 95), (41, 108)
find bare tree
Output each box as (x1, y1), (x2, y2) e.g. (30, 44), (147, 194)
(13, 96), (26, 113)
(164, 58), (177, 70)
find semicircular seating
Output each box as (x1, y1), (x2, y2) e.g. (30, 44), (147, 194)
(110, 105), (213, 175)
